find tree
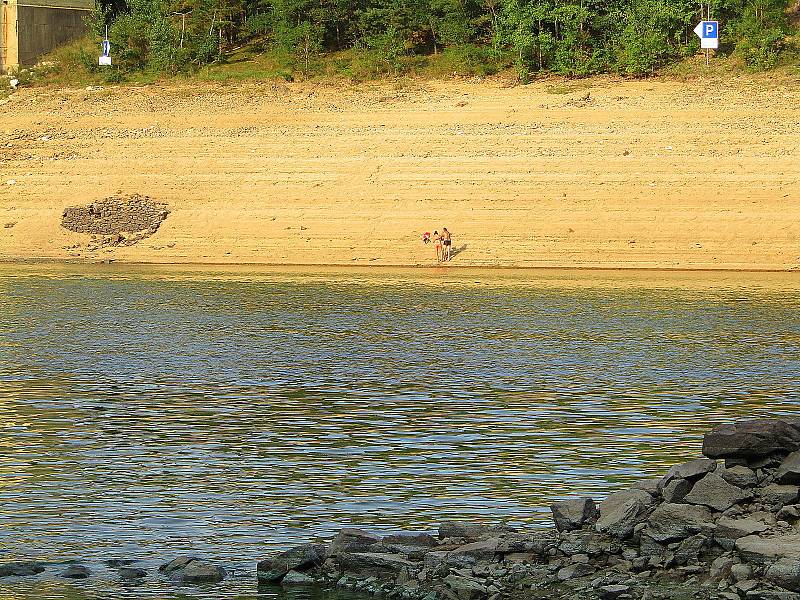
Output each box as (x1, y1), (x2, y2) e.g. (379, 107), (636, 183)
(93, 0), (797, 76)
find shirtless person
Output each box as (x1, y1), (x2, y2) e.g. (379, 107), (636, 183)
(441, 228), (452, 261)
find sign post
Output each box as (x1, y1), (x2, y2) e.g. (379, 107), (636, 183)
(99, 26), (112, 66)
(694, 20), (719, 66)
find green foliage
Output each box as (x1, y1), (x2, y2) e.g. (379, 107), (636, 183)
(365, 26), (405, 74)
(614, 0), (696, 74)
(440, 43), (504, 74)
(91, 0), (227, 73)
(275, 21), (325, 74)
(85, 0), (797, 78)
(728, 0), (790, 69)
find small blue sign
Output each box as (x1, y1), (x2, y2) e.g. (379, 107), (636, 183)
(102, 40), (111, 57)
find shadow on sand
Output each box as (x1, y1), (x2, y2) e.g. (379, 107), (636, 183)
(450, 244), (468, 259)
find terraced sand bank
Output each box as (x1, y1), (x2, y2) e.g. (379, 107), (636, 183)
(1, 76), (798, 269)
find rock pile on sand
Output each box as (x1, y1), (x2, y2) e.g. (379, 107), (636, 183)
(61, 193), (169, 248)
(259, 418), (800, 600)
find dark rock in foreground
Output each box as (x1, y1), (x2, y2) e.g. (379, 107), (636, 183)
(703, 419), (800, 460)
(257, 543), (327, 582)
(262, 418), (800, 600)
(119, 566), (148, 580)
(0, 561), (46, 578)
(160, 556), (226, 584)
(551, 498), (598, 532)
(62, 564), (91, 579)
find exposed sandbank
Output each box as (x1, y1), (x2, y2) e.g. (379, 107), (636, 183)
(1, 76), (799, 270)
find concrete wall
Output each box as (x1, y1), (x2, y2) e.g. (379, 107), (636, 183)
(17, 5), (88, 66)
(1, 0), (91, 72)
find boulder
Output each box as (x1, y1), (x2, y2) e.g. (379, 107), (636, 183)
(0, 561), (46, 578)
(443, 574), (488, 600)
(599, 584), (630, 599)
(644, 503), (715, 543)
(550, 498), (598, 532)
(558, 530), (621, 556)
(330, 529), (380, 554)
(556, 562), (595, 580)
(335, 552), (415, 572)
(638, 532), (664, 558)
(62, 565), (91, 579)
(380, 532), (439, 557)
(282, 570), (315, 585)
(735, 534), (800, 565)
(716, 517), (769, 542)
(119, 567), (147, 580)
(731, 563), (753, 581)
(778, 505), (800, 522)
(662, 459), (718, 484)
(448, 538), (499, 561)
(662, 478), (693, 503)
(674, 533), (709, 565)
(777, 452), (800, 485)
(180, 560), (228, 583)
(735, 580), (761, 595)
(423, 550), (475, 570)
(257, 543), (327, 582)
(720, 466), (759, 489)
(759, 484), (800, 508)
(710, 555), (738, 579)
(631, 479), (661, 496)
(683, 472), (752, 511)
(495, 531), (559, 555)
(703, 419), (800, 459)
(595, 489), (654, 539)
(766, 558), (800, 592)
(160, 557), (226, 584)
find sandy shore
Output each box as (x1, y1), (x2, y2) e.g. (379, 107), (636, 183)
(1, 76), (799, 270)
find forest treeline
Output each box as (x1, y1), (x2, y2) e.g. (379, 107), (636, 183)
(92, 0), (796, 78)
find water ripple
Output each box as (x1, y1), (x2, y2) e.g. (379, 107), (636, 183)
(0, 267), (799, 599)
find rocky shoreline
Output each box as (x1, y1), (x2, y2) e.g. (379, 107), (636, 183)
(4, 418), (800, 600)
(261, 419), (800, 600)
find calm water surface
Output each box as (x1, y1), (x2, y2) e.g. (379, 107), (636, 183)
(1, 266), (799, 599)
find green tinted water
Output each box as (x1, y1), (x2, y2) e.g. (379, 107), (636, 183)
(1, 265), (798, 599)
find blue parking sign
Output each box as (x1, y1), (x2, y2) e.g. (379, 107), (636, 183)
(694, 20), (719, 49)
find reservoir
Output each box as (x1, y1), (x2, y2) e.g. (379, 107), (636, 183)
(1, 265), (798, 599)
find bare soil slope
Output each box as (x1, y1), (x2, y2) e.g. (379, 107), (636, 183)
(1, 76), (798, 269)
